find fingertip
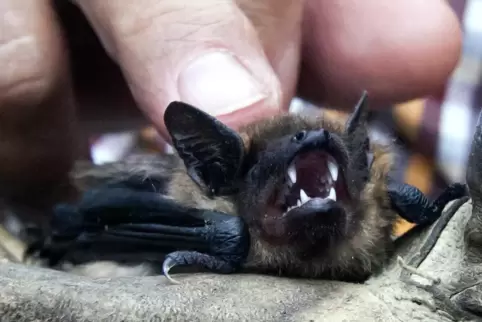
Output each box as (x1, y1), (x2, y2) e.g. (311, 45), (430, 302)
(0, 0), (77, 201)
(156, 96), (282, 146)
(1, 0), (69, 104)
(299, 0), (463, 108)
(75, 0), (286, 139)
(176, 50), (283, 124)
(153, 49), (284, 142)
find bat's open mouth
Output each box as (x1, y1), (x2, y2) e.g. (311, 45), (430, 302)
(270, 149), (348, 217)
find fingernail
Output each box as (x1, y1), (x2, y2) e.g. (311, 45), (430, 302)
(177, 51), (267, 116)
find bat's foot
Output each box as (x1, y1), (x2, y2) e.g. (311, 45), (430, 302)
(162, 250), (237, 284)
(419, 182), (468, 226)
(387, 181), (468, 226)
(432, 183), (468, 211)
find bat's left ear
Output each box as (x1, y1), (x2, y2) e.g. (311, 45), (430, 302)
(164, 101), (245, 196)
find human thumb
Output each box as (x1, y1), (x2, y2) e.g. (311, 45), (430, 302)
(73, 0), (283, 137)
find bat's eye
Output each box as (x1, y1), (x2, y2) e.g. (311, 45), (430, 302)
(292, 130), (307, 142)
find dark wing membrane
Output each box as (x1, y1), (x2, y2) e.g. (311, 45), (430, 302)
(77, 187), (208, 227)
(26, 186), (250, 274)
(48, 225), (210, 266)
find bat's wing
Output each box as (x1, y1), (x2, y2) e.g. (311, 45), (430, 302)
(25, 185), (250, 282)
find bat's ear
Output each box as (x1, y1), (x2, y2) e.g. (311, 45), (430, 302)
(164, 101), (245, 196)
(344, 90), (369, 135)
(343, 91), (373, 189)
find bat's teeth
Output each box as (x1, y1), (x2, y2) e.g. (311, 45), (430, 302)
(300, 189), (310, 203)
(297, 199), (302, 207)
(328, 187), (337, 201)
(288, 165), (297, 183)
(327, 159), (338, 181)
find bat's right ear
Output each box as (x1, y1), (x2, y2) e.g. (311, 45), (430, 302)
(344, 90), (369, 135)
(163, 101), (245, 197)
(343, 91), (372, 188)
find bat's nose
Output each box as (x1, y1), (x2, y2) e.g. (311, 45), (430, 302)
(292, 129), (329, 147)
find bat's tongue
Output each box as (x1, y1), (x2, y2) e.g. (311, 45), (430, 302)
(295, 152), (338, 197)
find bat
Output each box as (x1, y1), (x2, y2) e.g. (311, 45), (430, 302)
(17, 91), (466, 283)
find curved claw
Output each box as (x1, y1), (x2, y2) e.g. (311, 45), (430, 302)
(162, 257), (181, 284)
(161, 250), (239, 284)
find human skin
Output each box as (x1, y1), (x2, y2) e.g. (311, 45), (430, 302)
(0, 0), (462, 207)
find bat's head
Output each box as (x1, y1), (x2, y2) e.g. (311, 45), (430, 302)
(165, 92), (391, 276)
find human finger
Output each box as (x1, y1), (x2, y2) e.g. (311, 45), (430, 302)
(0, 0), (78, 208)
(72, 0), (290, 138)
(298, 0), (462, 108)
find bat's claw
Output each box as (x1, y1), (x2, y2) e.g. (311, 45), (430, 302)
(433, 183), (468, 211)
(162, 250), (239, 284)
(162, 257), (181, 284)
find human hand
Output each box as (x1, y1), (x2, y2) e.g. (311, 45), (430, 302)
(0, 0), (461, 202)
